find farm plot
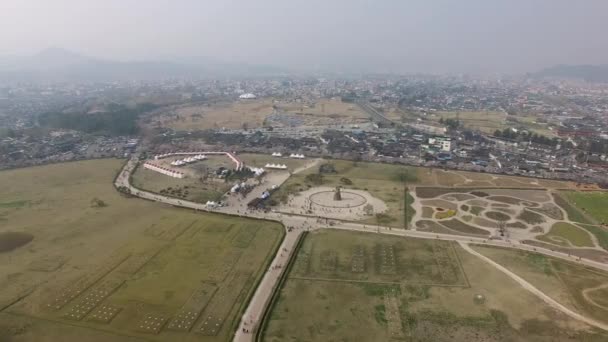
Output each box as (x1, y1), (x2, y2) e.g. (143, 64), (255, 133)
(0, 159), (282, 342)
(289, 230), (467, 286)
(263, 230), (607, 342)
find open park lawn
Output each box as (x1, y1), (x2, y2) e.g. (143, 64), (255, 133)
(237, 153), (309, 171)
(0, 159), (283, 342)
(262, 230), (607, 342)
(131, 160), (229, 203)
(474, 245), (608, 326)
(537, 222), (595, 248)
(271, 159), (417, 228)
(561, 191), (608, 224)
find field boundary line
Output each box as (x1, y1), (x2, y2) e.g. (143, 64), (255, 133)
(288, 276), (469, 288)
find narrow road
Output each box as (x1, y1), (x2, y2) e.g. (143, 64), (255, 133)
(114, 156), (608, 340)
(460, 242), (608, 332)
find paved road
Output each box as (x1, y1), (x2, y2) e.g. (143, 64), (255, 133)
(115, 157), (608, 340)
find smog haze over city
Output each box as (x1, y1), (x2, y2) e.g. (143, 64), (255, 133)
(2, 0), (608, 74)
(2, 2), (608, 342)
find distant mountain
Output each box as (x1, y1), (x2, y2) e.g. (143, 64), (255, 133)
(532, 64), (608, 82)
(0, 48), (287, 82)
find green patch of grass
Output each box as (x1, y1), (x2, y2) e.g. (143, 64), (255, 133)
(405, 190), (416, 226)
(441, 219), (490, 236)
(578, 224), (608, 251)
(470, 206), (484, 216)
(561, 191), (608, 224)
(517, 209), (545, 225)
(485, 211), (510, 222)
(374, 304), (387, 324)
(0, 200), (30, 209)
(537, 222), (594, 248)
(553, 192), (593, 224)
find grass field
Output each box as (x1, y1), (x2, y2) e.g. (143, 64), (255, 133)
(237, 153), (309, 171)
(553, 192), (593, 224)
(537, 222), (595, 248)
(473, 245), (608, 326)
(578, 224), (608, 252)
(271, 159), (418, 227)
(0, 159), (283, 342)
(434, 111), (508, 133)
(561, 191), (608, 224)
(160, 100), (274, 131)
(274, 98), (369, 120)
(131, 163), (229, 203)
(263, 230), (607, 341)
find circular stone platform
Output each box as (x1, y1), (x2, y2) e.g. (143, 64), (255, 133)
(277, 186), (388, 221)
(309, 191), (367, 208)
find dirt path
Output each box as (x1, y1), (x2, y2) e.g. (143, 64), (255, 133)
(460, 242), (608, 332)
(582, 282), (608, 311)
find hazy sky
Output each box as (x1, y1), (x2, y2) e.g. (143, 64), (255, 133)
(2, 0), (608, 73)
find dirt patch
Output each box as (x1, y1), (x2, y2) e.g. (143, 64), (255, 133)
(441, 219), (490, 236)
(0, 232), (34, 252)
(530, 226), (544, 233)
(493, 207), (516, 215)
(470, 191), (489, 197)
(421, 207), (434, 219)
(529, 203), (564, 220)
(466, 199), (489, 207)
(420, 199), (458, 211)
(473, 217), (500, 229)
(518, 209), (546, 225)
(486, 189), (551, 202)
(416, 187), (458, 198)
(416, 220), (478, 237)
(485, 211), (511, 222)
(488, 195), (531, 206)
(441, 193), (476, 201)
(507, 222), (528, 229)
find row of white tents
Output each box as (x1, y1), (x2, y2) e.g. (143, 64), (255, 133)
(170, 154), (206, 166)
(153, 151), (243, 170)
(143, 162), (185, 178)
(271, 152), (305, 159)
(265, 163), (288, 169)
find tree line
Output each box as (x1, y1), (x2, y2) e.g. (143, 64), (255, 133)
(493, 128), (561, 147)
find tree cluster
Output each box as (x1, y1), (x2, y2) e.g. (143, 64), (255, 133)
(38, 103), (157, 136)
(493, 128), (559, 146)
(439, 117), (461, 129)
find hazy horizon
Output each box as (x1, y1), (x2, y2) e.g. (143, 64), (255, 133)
(3, 0), (608, 74)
